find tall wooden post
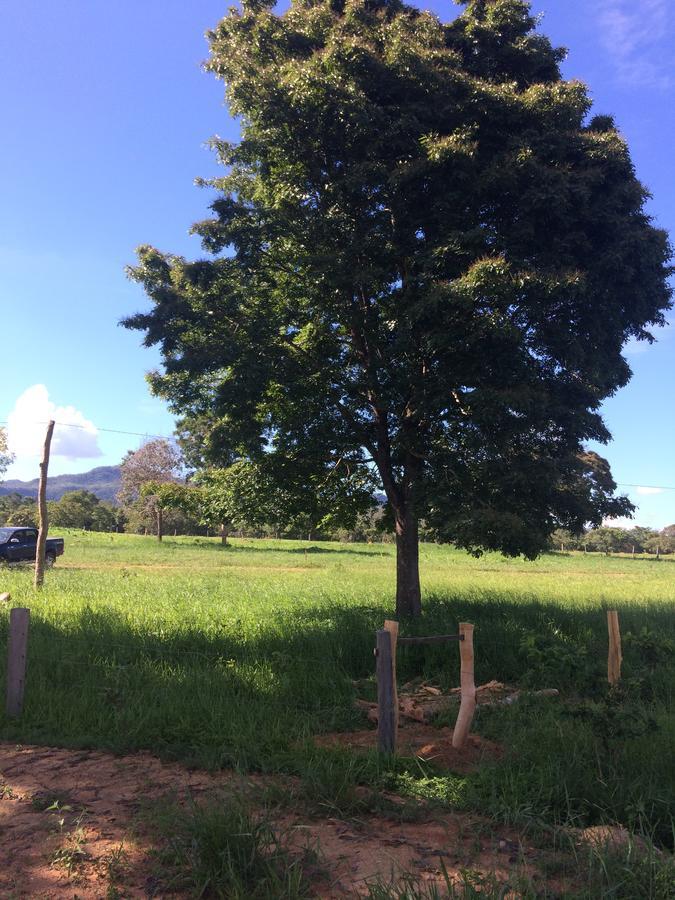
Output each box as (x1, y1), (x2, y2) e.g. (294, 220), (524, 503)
(452, 622), (476, 749)
(34, 420), (55, 589)
(383, 619), (399, 737)
(376, 629), (396, 753)
(607, 610), (622, 686)
(6, 608), (30, 717)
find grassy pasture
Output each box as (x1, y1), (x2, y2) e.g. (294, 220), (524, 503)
(1, 531), (674, 861)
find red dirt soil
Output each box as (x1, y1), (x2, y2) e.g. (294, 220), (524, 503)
(0, 742), (567, 898)
(316, 724), (503, 774)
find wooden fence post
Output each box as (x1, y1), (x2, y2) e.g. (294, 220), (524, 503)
(34, 419), (55, 589)
(375, 628), (396, 753)
(452, 622), (476, 749)
(6, 608), (30, 717)
(607, 610), (622, 686)
(383, 620), (399, 738)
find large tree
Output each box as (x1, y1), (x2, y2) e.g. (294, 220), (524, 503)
(125, 0), (671, 616)
(118, 438), (185, 541)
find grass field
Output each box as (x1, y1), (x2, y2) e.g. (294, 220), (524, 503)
(1, 531), (674, 894)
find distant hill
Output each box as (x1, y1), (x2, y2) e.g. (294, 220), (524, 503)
(0, 466), (122, 502)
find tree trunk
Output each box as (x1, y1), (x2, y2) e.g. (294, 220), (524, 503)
(395, 507), (421, 618)
(157, 506), (163, 542)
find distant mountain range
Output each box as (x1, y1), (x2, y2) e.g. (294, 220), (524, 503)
(0, 466), (122, 502)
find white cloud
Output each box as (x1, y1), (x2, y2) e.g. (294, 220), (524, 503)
(598, 0), (672, 88)
(7, 385), (102, 462)
(603, 516), (635, 528)
(635, 486), (664, 496)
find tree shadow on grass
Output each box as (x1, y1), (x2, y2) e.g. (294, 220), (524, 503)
(0, 591), (673, 844)
(0, 591), (672, 745)
(179, 540), (389, 558)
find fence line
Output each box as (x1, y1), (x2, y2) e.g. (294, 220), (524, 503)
(2, 606), (625, 720)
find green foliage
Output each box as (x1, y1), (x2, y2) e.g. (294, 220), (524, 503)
(0, 427), (13, 480)
(195, 459), (377, 537)
(120, 438), (187, 538)
(124, 0), (672, 617)
(625, 627), (674, 675)
(50, 490), (118, 532)
(146, 794), (311, 899)
(0, 492), (37, 526)
(519, 630), (597, 692)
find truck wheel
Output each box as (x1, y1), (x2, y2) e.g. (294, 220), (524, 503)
(45, 552), (56, 568)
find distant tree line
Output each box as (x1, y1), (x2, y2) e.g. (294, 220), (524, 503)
(550, 526), (675, 556)
(0, 490), (122, 532)
(2, 431), (672, 552)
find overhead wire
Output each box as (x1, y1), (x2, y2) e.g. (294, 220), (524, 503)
(0, 419), (173, 441)
(1, 420), (674, 490)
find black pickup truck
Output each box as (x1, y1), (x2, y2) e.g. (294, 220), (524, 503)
(0, 527), (64, 567)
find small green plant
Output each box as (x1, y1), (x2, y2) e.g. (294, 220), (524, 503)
(101, 844), (129, 899)
(625, 627), (674, 673)
(519, 630), (597, 691)
(567, 686), (659, 764)
(147, 793), (313, 899)
(575, 829), (675, 899)
(49, 805), (89, 875)
(31, 791), (74, 812)
(365, 859), (538, 899)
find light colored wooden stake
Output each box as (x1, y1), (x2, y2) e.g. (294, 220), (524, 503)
(384, 619), (399, 737)
(375, 629), (396, 754)
(6, 607), (30, 717)
(607, 610), (622, 686)
(452, 622), (476, 749)
(34, 420), (55, 589)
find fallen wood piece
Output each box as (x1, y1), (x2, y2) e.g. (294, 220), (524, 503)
(480, 688), (560, 708)
(476, 680), (506, 692)
(399, 697), (427, 722)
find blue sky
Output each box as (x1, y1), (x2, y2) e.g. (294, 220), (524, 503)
(1, 1), (673, 527)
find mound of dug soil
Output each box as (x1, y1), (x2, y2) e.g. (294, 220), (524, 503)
(316, 724), (502, 774)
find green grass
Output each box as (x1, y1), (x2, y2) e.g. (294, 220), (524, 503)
(1, 531), (673, 861)
(144, 792), (314, 899)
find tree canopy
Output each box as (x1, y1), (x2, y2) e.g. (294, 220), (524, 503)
(50, 490), (118, 532)
(119, 438), (185, 541)
(125, 0), (672, 616)
(143, 457), (376, 543)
